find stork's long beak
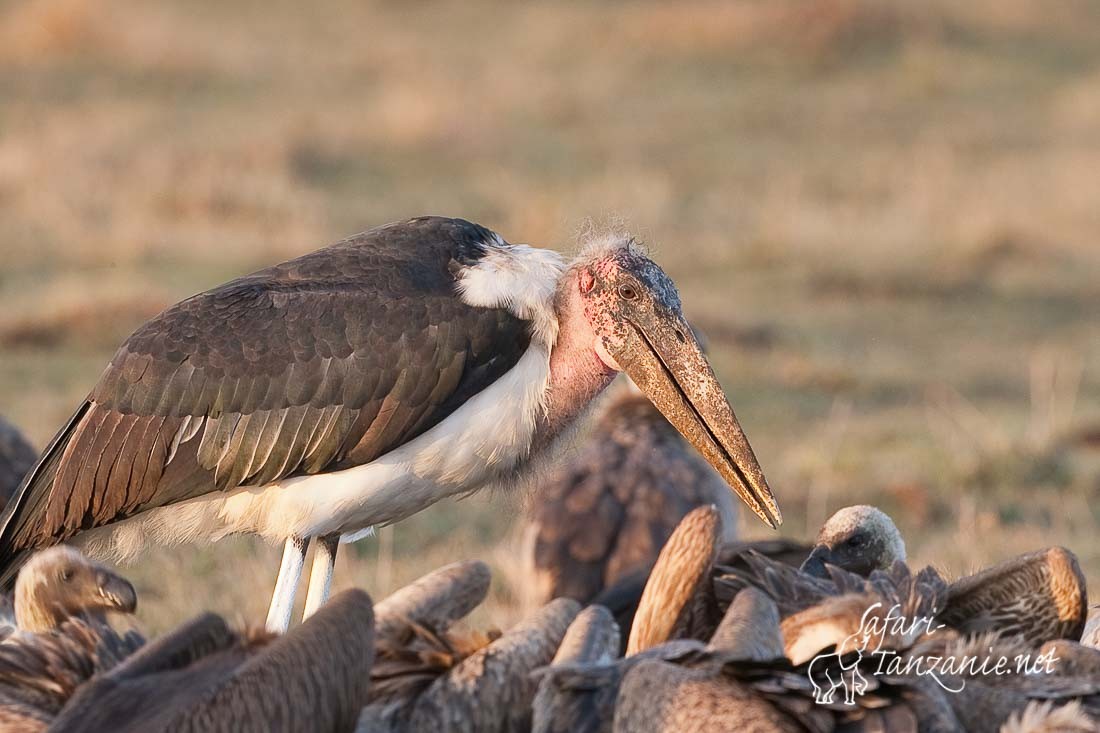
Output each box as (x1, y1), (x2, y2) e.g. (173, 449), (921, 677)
(610, 313), (782, 528)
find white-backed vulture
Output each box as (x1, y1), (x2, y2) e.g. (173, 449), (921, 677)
(1002, 700), (1097, 733)
(537, 507), (1095, 732)
(938, 546), (1088, 644)
(706, 586), (784, 660)
(360, 567), (581, 733)
(369, 560), (497, 706)
(616, 583), (963, 732)
(717, 517), (1087, 650)
(532, 605), (620, 733)
(913, 633), (1100, 733)
(13, 546), (136, 633)
(799, 504), (906, 578)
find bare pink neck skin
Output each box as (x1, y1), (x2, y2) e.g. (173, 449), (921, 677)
(532, 271), (618, 451)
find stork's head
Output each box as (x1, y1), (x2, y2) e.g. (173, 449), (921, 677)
(567, 237), (782, 529)
(14, 546), (137, 632)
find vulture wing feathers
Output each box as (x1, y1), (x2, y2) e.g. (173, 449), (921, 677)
(940, 546), (1087, 645)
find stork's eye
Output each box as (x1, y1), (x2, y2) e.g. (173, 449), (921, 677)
(618, 284), (638, 300)
(58, 569), (73, 582)
(847, 535), (865, 548)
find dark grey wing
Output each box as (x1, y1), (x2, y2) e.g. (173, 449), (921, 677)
(714, 539), (813, 572)
(0, 217), (531, 577)
(0, 417), (37, 509)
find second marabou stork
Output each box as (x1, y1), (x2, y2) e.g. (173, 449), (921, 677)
(0, 217), (781, 631)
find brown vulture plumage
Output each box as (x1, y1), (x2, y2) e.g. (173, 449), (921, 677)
(52, 589), (374, 732)
(525, 389), (738, 636)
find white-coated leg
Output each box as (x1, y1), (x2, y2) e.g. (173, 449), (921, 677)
(302, 533), (339, 620)
(266, 536), (310, 633)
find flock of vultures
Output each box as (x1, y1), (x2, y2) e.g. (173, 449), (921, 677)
(0, 390), (1098, 732)
(0, 219), (1096, 732)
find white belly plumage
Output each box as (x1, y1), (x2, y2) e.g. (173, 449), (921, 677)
(76, 344), (551, 563)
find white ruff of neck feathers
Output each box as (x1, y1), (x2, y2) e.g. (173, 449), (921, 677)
(456, 235), (564, 348)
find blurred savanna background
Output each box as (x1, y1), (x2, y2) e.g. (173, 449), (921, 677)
(1, 0), (1099, 633)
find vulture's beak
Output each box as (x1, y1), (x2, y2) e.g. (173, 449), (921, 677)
(610, 311), (782, 529)
(96, 568), (137, 614)
(799, 545), (833, 578)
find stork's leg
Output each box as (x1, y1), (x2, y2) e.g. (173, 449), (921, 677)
(302, 533), (340, 620)
(266, 535), (310, 633)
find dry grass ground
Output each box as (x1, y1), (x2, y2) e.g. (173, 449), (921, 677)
(1, 0), (1099, 633)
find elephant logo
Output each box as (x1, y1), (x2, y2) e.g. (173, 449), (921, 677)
(807, 646), (869, 705)
(807, 629), (873, 706)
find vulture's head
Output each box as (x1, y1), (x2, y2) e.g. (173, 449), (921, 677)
(800, 505), (906, 579)
(14, 546), (137, 632)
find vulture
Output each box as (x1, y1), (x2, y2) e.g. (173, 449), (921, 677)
(539, 505), (1098, 733)
(52, 588), (374, 732)
(360, 560), (581, 733)
(0, 617), (143, 731)
(798, 504), (907, 578)
(12, 546), (136, 633)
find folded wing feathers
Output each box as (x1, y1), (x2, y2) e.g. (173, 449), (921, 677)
(188, 403), (354, 492)
(247, 409), (289, 487)
(1, 219), (537, 558)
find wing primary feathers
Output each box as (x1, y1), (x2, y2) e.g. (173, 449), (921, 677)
(122, 416), (160, 511)
(92, 415), (140, 520)
(66, 409), (122, 534)
(136, 420), (169, 508)
(0, 402), (92, 584)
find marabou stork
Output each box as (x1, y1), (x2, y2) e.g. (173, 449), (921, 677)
(0, 217), (781, 631)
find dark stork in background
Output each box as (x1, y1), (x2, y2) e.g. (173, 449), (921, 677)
(0, 217), (781, 631)
(0, 417), (37, 512)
